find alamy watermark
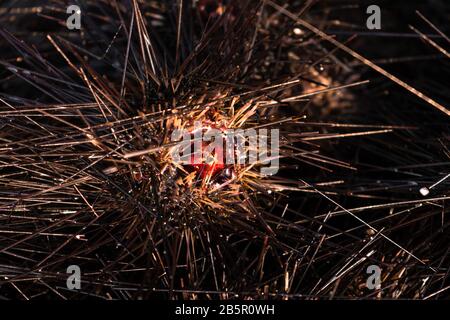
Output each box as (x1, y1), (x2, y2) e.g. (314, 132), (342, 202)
(366, 264), (382, 290)
(66, 265), (81, 290)
(366, 5), (381, 30)
(170, 122), (280, 176)
(66, 5), (81, 30)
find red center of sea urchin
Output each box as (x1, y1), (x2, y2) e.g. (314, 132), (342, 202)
(182, 120), (235, 181)
(190, 141), (225, 178)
